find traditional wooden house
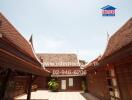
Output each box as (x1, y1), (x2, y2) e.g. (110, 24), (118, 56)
(85, 18), (132, 100)
(0, 13), (50, 100)
(37, 53), (87, 91)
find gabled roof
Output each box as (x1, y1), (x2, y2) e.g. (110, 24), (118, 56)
(101, 5), (116, 10)
(102, 18), (132, 59)
(0, 13), (50, 76)
(0, 13), (41, 66)
(84, 55), (101, 69)
(37, 53), (80, 67)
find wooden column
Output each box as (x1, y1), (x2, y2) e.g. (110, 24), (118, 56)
(26, 74), (38, 100)
(0, 69), (11, 100)
(27, 74), (32, 100)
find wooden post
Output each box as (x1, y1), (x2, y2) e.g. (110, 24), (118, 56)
(27, 74), (32, 100)
(0, 69), (11, 100)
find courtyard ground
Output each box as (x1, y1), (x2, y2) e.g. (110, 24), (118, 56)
(15, 90), (100, 100)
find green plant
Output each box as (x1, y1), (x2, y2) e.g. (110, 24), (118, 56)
(48, 79), (59, 92)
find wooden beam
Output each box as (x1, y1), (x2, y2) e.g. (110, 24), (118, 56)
(27, 74), (32, 100)
(0, 69), (11, 100)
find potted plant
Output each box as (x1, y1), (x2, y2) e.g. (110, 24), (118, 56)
(48, 79), (59, 92)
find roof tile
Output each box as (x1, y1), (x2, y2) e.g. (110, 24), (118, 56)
(102, 18), (132, 59)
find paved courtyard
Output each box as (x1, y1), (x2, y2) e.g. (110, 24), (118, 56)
(15, 90), (100, 100)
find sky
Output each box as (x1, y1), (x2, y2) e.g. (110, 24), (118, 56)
(0, 0), (132, 62)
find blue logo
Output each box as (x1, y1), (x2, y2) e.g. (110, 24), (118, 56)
(101, 5), (116, 16)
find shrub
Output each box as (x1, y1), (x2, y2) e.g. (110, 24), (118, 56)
(48, 79), (59, 92)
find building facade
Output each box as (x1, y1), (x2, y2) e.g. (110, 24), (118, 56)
(85, 18), (132, 100)
(0, 13), (49, 100)
(37, 53), (87, 91)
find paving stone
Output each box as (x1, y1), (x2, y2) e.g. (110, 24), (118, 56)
(15, 90), (100, 100)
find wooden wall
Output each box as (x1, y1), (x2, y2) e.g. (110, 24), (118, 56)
(13, 76), (29, 96)
(34, 77), (48, 90)
(57, 76), (84, 91)
(35, 76), (84, 91)
(0, 75), (29, 98)
(115, 62), (132, 100)
(86, 67), (109, 100)
(86, 60), (132, 100)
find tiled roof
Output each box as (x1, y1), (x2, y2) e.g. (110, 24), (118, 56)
(102, 18), (132, 59)
(37, 53), (80, 67)
(0, 13), (40, 64)
(84, 56), (101, 69)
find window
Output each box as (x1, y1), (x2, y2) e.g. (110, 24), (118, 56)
(114, 89), (120, 98)
(110, 69), (115, 77)
(106, 68), (120, 99)
(69, 78), (73, 86)
(112, 78), (117, 86)
(107, 79), (112, 86)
